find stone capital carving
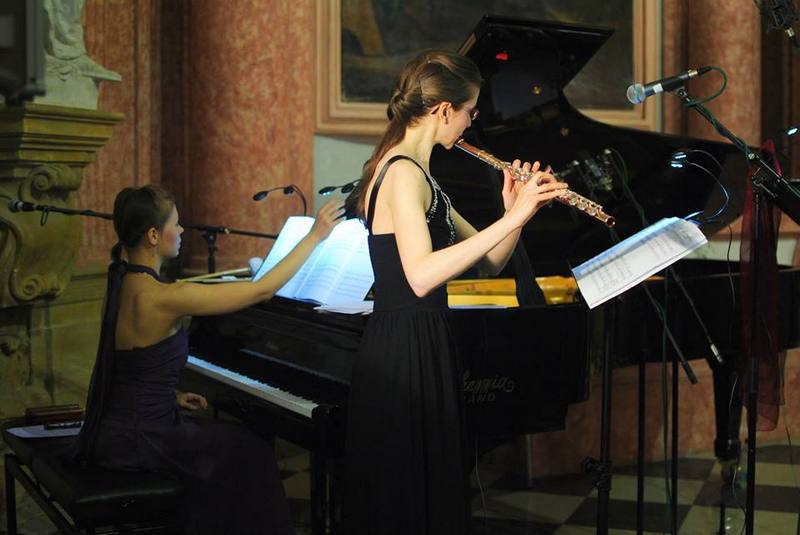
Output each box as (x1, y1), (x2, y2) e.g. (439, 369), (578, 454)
(0, 104), (122, 307)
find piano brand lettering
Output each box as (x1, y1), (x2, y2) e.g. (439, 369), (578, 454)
(463, 370), (516, 403)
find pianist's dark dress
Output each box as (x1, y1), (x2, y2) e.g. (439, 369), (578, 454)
(344, 156), (469, 534)
(71, 263), (294, 535)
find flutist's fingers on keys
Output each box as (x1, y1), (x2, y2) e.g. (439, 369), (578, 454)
(505, 177), (568, 227)
(504, 159), (539, 181)
(504, 159), (543, 210)
(531, 168), (557, 187)
(311, 200), (344, 240)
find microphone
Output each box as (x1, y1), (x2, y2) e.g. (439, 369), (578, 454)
(626, 67), (712, 104)
(319, 179), (360, 196)
(7, 199), (37, 212)
(757, 0), (800, 43)
(581, 153), (614, 193)
(252, 184), (308, 216)
(252, 185), (295, 201)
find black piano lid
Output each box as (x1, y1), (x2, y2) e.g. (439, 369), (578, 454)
(457, 15), (614, 125)
(430, 15), (750, 274)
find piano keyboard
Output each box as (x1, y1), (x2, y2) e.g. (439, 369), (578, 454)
(186, 355), (319, 418)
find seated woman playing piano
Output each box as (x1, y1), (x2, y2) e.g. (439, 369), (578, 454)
(70, 184), (341, 535)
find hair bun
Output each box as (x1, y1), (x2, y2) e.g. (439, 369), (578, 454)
(387, 88), (408, 121)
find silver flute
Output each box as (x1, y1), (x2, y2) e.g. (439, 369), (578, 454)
(455, 139), (615, 227)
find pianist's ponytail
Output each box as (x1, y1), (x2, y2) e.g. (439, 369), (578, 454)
(348, 50), (482, 221)
(111, 185), (175, 262)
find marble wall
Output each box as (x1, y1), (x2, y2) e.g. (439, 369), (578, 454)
(662, 0), (763, 146)
(77, 0), (163, 268)
(76, 0), (316, 271)
(181, 0), (315, 270)
(0, 1), (317, 528)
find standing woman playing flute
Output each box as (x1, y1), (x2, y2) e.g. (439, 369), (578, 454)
(344, 49), (567, 534)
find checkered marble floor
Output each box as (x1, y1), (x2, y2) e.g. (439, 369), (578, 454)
(6, 439), (798, 534)
(276, 441), (800, 535)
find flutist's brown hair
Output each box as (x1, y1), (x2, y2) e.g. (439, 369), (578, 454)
(348, 50), (482, 220)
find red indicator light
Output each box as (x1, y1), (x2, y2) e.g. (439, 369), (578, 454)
(495, 52), (508, 61)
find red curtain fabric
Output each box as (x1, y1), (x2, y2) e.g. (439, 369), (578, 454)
(739, 139), (785, 432)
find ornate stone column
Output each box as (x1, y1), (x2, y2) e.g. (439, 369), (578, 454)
(0, 103), (121, 418)
(0, 1), (123, 528)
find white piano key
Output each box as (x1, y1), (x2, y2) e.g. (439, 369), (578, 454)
(186, 355), (318, 418)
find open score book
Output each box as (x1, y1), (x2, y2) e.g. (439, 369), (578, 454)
(251, 216), (374, 307)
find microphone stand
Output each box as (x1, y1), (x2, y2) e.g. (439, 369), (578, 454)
(7, 200), (113, 224)
(185, 223), (277, 273)
(672, 85), (800, 535)
(5, 200), (277, 274)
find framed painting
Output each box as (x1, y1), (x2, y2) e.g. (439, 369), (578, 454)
(315, 0), (660, 135)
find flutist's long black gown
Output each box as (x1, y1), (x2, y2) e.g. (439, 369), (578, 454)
(344, 156), (469, 534)
(71, 263), (294, 535)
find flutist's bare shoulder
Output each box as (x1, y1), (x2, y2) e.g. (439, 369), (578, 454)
(366, 156), (431, 233)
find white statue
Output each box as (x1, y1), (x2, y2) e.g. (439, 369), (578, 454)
(35, 0), (121, 109)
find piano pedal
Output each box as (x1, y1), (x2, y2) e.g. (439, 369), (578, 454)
(581, 456), (613, 491)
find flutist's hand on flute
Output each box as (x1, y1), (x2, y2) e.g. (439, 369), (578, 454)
(503, 162), (568, 228)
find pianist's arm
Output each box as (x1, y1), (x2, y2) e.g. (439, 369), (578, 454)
(152, 202), (341, 317)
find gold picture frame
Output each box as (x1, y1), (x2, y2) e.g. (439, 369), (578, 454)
(315, 0), (661, 135)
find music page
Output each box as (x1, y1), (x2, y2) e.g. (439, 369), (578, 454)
(571, 217), (707, 309)
(252, 216), (374, 306)
(298, 219), (373, 304)
(251, 216), (314, 298)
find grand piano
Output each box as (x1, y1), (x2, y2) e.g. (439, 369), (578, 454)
(179, 17), (800, 534)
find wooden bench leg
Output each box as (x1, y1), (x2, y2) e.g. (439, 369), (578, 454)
(4, 453), (80, 535)
(5, 454), (17, 535)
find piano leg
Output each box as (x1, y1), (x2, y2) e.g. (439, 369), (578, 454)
(711, 358), (742, 471)
(711, 358), (742, 535)
(311, 405), (342, 535)
(310, 450), (327, 535)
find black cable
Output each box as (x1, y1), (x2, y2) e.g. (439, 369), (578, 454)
(474, 439), (488, 529)
(676, 160), (731, 224)
(674, 148), (725, 172)
(685, 66), (728, 107)
(726, 224), (737, 347)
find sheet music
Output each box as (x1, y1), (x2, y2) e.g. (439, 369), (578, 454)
(7, 423), (83, 438)
(324, 229), (374, 306)
(315, 300), (374, 314)
(298, 219), (373, 304)
(253, 216), (374, 306)
(251, 216), (314, 284)
(571, 217), (707, 309)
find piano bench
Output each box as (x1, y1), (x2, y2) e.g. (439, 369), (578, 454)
(3, 427), (184, 535)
